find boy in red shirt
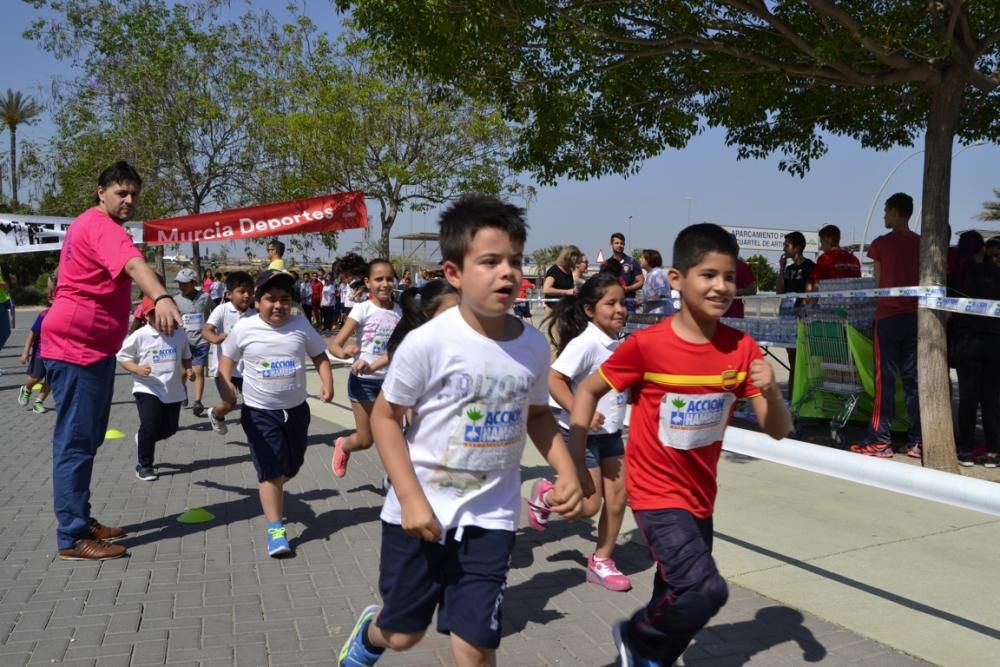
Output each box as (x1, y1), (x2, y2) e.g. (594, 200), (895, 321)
(569, 223), (791, 666)
(812, 224), (861, 284)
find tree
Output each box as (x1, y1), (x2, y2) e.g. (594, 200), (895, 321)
(0, 89), (42, 207)
(978, 188), (1000, 222)
(26, 0), (274, 278)
(250, 18), (521, 257)
(343, 1), (1000, 471)
(746, 254), (777, 292)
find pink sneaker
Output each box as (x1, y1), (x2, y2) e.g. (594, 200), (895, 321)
(526, 479), (553, 531)
(587, 554), (632, 592)
(332, 437), (350, 478)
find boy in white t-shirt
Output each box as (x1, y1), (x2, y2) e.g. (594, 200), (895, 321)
(219, 270), (334, 558)
(116, 297), (194, 482)
(201, 271), (256, 435)
(338, 194), (584, 667)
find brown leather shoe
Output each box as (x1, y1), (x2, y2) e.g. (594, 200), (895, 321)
(58, 539), (127, 561)
(88, 521), (125, 541)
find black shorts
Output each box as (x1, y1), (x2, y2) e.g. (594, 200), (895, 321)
(377, 522), (514, 649)
(26, 353), (46, 382)
(240, 402), (310, 482)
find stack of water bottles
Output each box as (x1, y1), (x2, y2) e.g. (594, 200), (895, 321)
(812, 277), (876, 336)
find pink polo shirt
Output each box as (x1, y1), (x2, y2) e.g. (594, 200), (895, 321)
(42, 208), (143, 365)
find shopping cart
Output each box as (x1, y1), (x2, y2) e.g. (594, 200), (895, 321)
(791, 311), (865, 443)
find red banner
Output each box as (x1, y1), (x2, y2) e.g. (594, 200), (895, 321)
(143, 192), (367, 245)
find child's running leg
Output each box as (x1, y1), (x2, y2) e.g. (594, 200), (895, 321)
(18, 374), (40, 406)
(134, 394), (163, 481)
(587, 454), (630, 591)
(260, 476), (292, 557)
(617, 509), (727, 665)
(450, 634), (496, 667)
(332, 400), (375, 477)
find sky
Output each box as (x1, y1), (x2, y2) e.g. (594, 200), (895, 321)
(3, 0), (999, 265)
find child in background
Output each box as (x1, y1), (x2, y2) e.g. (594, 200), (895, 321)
(533, 273), (631, 591)
(328, 259), (402, 478)
(174, 268), (213, 417)
(385, 279), (459, 360)
(311, 272), (324, 327)
(219, 270), (333, 557)
(202, 271), (256, 435)
(321, 274), (338, 332)
(116, 297), (194, 482)
(338, 194), (584, 667)
(18, 307), (51, 414)
(569, 224), (791, 666)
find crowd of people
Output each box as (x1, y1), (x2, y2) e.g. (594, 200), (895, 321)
(10, 158), (994, 667)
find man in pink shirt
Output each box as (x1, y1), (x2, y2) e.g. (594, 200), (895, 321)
(42, 161), (182, 561)
(850, 193), (922, 459)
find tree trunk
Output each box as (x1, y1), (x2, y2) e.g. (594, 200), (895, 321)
(917, 70), (967, 472)
(154, 246), (166, 282)
(9, 124), (17, 207)
(379, 205), (398, 258)
(191, 241), (202, 282)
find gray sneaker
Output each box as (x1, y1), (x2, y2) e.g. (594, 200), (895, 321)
(208, 408), (227, 435)
(192, 400), (206, 418)
(135, 466), (158, 482)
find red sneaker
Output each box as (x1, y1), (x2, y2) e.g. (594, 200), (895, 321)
(849, 442), (894, 458)
(587, 554), (632, 592)
(332, 437), (350, 478)
(905, 443), (922, 459)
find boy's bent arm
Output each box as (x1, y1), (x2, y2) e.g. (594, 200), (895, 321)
(310, 353), (334, 402)
(202, 323), (224, 344)
(371, 395), (441, 543)
(568, 372), (613, 467)
(216, 356), (239, 408)
(748, 358), (792, 439)
(527, 405), (585, 517)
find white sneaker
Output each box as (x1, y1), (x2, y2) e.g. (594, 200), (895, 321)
(32, 401), (47, 414)
(208, 408), (227, 435)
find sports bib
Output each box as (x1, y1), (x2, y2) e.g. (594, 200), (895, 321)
(256, 356), (300, 392)
(658, 392), (735, 450)
(444, 401), (526, 472)
(182, 312), (204, 330)
(149, 345), (178, 369)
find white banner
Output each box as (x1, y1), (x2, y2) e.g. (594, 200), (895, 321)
(723, 225), (819, 254)
(0, 213), (143, 255)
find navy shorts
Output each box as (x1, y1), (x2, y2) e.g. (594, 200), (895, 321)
(190, 343), (210, 367)
(231, 376), (243, 393)
(347, 373), (383, 404)
(377, 522), (514, 649)
(26, 353), (46, 382)
(560, 426), (625, 469)
(240, 402), (310, 482)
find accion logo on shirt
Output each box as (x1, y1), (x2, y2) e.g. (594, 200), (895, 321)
(260, 359), (297, 379)
(463, 407), (522, 447)
(151, 348), (177, 364)
(669, 397), (726, 428)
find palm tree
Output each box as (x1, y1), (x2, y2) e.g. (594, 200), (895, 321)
(978, 188), (1000, 222)
(0, 90), (42, 206)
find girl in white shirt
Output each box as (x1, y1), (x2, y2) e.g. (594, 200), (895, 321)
(328, 259), (402, 478)
(535, 272), (632, 591)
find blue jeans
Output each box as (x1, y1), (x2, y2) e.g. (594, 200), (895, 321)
(869, 312), (920, 444)
(48, 357), (116, 548)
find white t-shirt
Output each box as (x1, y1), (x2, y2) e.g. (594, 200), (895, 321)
(346, 300), (402, 380)
(550, 322), (627, 433)
(321, 284), (337, 307)
(380, 307), (550, 535)
(116, 324), (192, 403)
(340, 282), (356, 309)
(221, 314), (327, 410)
(209, 280), (226, 300)
(206, 302), (257, 378)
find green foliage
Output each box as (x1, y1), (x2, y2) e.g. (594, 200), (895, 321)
(746, 254), (777, 292)
(978, 188), (1000, 222)
(531, 244), (564, 278)
(342, 1), (1000, 183)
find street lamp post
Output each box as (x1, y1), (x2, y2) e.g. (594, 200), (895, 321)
(628, 215), (633, 245)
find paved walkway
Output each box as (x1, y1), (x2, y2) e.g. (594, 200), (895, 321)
(0, 321), (944, 666)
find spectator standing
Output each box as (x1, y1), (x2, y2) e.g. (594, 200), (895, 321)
(0, 265), (11, 373)
(201, 270), (213, 294)
(543, 245), (581, 300)
(776, 231), (815, 399)
(849, 193), (922, 459)
(609, 232), (644, 310)
(639, 249), (673, 315)
(573, 254), (589, 287)
(266, 240), (286, 270)
(209, 272), (226, 306)
(812, 224), (861, 284)
(947, 231), (1000, 467)
(311, 272), (324, 326)
(42, 160), (183, 561)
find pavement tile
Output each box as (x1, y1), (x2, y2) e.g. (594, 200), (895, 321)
(0, 324), (935, 666)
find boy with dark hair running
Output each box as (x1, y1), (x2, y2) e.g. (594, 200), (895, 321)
(571, 223), (791, 666)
